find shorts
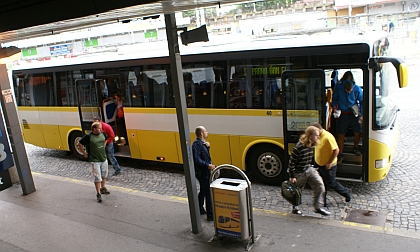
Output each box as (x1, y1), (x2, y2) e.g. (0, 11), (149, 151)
(91, 160), (109, 182)
(336, 113), (361, 134)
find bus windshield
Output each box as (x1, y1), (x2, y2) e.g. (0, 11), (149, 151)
(373, 62), (399, 130)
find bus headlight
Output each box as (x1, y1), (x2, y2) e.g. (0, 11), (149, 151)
(375, 157), (389, 168)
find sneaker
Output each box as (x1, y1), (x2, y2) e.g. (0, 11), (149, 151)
(345, 195), (352, 202)
(345, 188), (352, 202)
(292, 207), (302, 215)
(314, 208), (331, 216)
(353, 147), (362, 156)
(113, 171), (121, 176)
(96, 193), (102, 203)
(100, 187), (110, 195)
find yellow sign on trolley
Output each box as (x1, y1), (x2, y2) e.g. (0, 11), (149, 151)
(211, 178), (249, 240)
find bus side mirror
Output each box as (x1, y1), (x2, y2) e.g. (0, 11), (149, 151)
(399, 63), (408, 88)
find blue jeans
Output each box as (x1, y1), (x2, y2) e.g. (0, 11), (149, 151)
(318, 164), (350, 202)
(105, 143), (120, 172)
(198, 176), (213, 218)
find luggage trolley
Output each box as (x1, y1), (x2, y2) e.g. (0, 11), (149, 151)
(208, 164), (260, 251)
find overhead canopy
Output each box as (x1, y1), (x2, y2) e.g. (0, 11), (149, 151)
(0, 0), (250, 43)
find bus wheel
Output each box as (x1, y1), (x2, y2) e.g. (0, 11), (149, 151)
(247, 145), (286, 185)
(69, 131), (85, 160)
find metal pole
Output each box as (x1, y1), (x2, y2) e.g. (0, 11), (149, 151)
(0, 64), (35, 195)
(164, 13), (202, 234)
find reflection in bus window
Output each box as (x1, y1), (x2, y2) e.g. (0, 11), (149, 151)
(229, 59), (286, 109)
(57, 71), (75, 106)
(182, 64), (216, 108)
(15, 73), (55, 106)
(213, 66), (227, 108)
(126, 67), (169, 108)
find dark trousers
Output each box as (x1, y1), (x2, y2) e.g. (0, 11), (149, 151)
(318, 164), (350, 203)
(198, 176), (213, 218)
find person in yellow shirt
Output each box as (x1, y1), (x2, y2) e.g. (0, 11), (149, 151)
(311, 122), (351, 207)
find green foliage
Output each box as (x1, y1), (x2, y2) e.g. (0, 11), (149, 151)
(236, 0), (297, 12)
(182, 10), (195, 18)
(182, 1), (298, 17)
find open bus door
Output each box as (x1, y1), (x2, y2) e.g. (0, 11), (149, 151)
(281, 70), (326, 168)
(75, 79), (102, 135)
(74, 78), (130, 158)
(70, 79), (103, 159)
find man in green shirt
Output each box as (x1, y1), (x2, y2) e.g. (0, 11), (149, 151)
(78, 122), (110, 202)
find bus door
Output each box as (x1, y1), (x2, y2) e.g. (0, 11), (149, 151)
(281, 70), (326, 167)
(75, 79), (102, 135)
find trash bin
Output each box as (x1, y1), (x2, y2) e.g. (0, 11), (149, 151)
(210, 178), (250, 240)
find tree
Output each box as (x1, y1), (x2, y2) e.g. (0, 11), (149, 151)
(234, 0), (296, 13)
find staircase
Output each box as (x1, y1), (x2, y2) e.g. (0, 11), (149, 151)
(336, 136), (363, 182)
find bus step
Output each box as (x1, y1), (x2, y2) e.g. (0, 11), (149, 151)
(336, 176), (363, 182)
(343, 144), (363, 154)
(337, 163), (362, 176)
(342, 153), (362, 164)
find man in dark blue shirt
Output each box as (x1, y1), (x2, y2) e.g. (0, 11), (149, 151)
(332, 71), (363, 160)
(192, 126), (215, 221)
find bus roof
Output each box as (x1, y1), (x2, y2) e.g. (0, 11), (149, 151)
(13, 32), (386, 71)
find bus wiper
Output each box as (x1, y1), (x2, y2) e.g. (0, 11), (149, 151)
(390, 107), (400, 130)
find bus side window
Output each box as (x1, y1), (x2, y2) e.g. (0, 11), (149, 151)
(129, 81), (143, 107)
(229, 74), (247, 109)
(153, 81), (165, 108)
(195, 81), (211, 108)
(213, 81), (226, 108)
(296, 83), (308, 110)
(33, 76), (52, 106)
(184, 72), (194, 107)
(213, 66), (227, 108)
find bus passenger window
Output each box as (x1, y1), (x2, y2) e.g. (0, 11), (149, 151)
(213, 82), (226, 108)
(229, 69), (248, 109)
(184, 72), (194, 107)
(31, 74), (54, 106)
(195, 81), (211, 108)
(213, 66), (227, 108)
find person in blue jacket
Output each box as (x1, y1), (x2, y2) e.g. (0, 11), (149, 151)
(331, 71), (363, 162)
(192, 126), (216, 221)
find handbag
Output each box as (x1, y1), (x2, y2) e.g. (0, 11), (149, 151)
(281, 180), (302, 206)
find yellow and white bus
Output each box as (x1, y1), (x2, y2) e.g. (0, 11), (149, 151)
(12, 33), (407, 185)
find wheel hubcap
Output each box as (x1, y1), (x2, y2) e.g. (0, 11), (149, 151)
(257, 153), (282, 178)
(74, 137), (84, 155)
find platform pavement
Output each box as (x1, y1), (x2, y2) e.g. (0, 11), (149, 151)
(1, 172), (420, 252)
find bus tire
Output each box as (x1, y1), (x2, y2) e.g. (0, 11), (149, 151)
(247, 145), (286, 185)
(69, 131), (85, 160)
